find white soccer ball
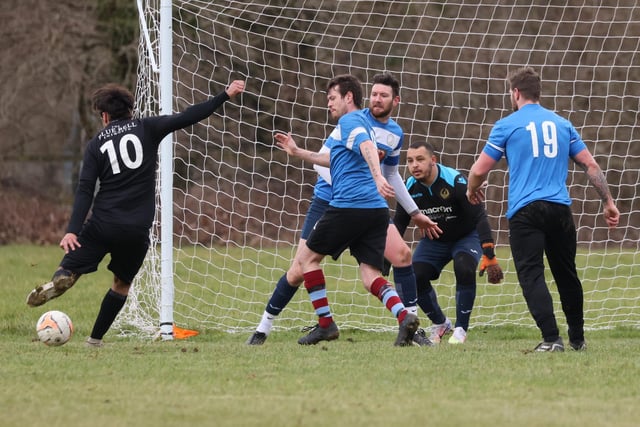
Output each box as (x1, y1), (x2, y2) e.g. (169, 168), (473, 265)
(36, 310), (74, 346)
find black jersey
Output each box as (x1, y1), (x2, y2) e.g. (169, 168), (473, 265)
(66, 91), (231, 234)
(394, 164), (492, 243)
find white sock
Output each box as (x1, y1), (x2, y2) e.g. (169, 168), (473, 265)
(256, 311), (276, 334)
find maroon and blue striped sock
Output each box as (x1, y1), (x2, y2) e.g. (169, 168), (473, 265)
(303, 269), (333, 328)
(370, 277), (407, 324)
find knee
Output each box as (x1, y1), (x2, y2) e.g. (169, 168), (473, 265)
(413, 262), (438, 294)
(453, 252), (477, 285)
(287, 262), (304, 285)
(113, 276), (131, 296)
(388, 246), (412, 267)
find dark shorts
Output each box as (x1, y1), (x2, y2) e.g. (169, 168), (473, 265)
(60, 219), (150, 284)
(412, 230), (482, 272)
(300, 196), (330, 240)
(306, 206), (389, 271)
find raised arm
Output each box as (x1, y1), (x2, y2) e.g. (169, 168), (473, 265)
(147, 79), (245, 139)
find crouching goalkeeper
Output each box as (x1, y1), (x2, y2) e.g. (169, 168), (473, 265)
(393, 141), (503, 345)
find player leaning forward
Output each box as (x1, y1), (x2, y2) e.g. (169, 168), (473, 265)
(27, 80), (245, 346)
(278, 74), (441, 346)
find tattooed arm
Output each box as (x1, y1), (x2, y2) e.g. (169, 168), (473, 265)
(573, 149), (620, 228)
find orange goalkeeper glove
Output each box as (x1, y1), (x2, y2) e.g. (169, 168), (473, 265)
(479, 242), (504, 284)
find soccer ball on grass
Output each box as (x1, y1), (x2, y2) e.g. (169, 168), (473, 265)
(36, 310), (74, 346)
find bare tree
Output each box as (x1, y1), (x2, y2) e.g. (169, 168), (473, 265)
(0, 0), (135, 199)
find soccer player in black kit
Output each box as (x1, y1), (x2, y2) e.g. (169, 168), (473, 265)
(26, 80), (245, 347)
(393, 141), (503, 345)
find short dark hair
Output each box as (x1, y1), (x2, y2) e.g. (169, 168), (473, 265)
(508, 67), (541, 102)
(92, 83), (134, 120)
(371, 72), (400, 98)
(327, 74), (363, 109)
(409, 140), (437, 156)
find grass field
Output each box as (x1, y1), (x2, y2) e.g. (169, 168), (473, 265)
(2, 245), (639, 427)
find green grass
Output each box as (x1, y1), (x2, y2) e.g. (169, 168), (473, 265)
(2, 245), (640, 427)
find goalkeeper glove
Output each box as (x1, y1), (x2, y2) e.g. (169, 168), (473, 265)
(479, 242), (504, 284)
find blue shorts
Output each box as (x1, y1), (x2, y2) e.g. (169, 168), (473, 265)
(60, 219), (150, 284)
(300, 196), (330, 240)
(412, 230), (482, 271)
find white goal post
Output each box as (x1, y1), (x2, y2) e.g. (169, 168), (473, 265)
(116, 0), (640, 339)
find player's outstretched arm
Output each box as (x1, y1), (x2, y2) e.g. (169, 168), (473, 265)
(225, 80), (245, 98)
(274, 132), (330, 167)
(382, 164), (442, 239)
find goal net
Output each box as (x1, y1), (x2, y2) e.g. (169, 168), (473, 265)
(117, 0), (640, 337)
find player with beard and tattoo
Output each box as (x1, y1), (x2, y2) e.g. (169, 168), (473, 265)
(468, 66), (619, 352)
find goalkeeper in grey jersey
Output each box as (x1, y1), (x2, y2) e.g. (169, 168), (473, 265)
(393, 141), (503, 344)
(26, 80), (245, 347)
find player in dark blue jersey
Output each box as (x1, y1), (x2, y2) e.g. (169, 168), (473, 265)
(394, 141), (503, 345)
(27, 80), (245, 346)
(468, 66), (619, 352)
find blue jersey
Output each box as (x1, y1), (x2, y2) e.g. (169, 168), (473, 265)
(328, 110), (388, 209)
(314, 109), (399, 203)
(313, 176), (332, 201)
(363, 108), (401, 166)
(482, 103), (587, 219)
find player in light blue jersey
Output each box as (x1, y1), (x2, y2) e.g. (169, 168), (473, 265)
(468, 66), (619, 352)
(274, 74), (440, 346)
(361, 76), (442, 344)
(248, 73), (440, 346)
(323, 108), (390, 207)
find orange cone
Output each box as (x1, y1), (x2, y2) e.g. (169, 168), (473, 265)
(172, 324), (199, 339)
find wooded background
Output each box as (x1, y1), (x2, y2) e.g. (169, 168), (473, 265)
(1, 1), (636, 245)
(0, 0), (137, 243)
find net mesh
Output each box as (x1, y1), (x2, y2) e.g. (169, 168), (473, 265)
(115, 0), (640, 337)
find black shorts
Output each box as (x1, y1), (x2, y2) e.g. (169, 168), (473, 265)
(306, 206), (389, 271)
(300, 196), (330, 240)
(60, 219), (150, 284)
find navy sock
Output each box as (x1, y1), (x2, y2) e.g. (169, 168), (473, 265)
(455, 286), (476, 330)
(266, 274), (299, 316)
(90, 289), (127, 340)
(417, 287), (446, 324)
(392, 265), (417, 307)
